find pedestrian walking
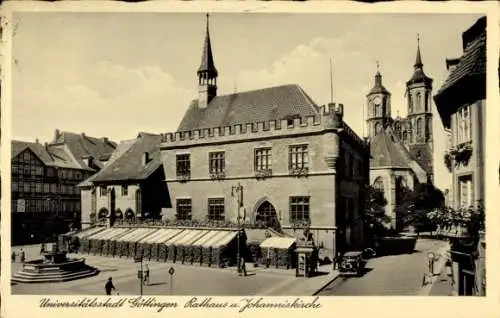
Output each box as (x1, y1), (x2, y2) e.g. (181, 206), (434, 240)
(20, 249), (25, 263)
(11, 251), (16, 262)
(105, 277), (116, 295)
(40, 243), (46, 255)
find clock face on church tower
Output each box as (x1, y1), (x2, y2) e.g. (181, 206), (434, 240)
(373, 96), (382, 105)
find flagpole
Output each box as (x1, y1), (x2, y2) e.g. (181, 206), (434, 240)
(329, 58), (334, 104)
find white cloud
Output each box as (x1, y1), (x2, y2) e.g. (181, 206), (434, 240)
(227, 36), (451, 191)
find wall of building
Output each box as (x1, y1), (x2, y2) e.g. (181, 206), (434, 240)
(95, 183), (141, 216)
(161, 108), (368, 254)
(450, 99), (485, 209)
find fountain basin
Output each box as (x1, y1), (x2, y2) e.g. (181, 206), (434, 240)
(12, 256), (99, 284)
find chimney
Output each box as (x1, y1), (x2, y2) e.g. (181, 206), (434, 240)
(81, 132), (86, 138)
(35, 138), (39, 144)
(103, 137), (108, 143)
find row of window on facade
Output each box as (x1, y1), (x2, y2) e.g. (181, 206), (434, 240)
(12, 182), (79, 195)
(12, 162), (86, 181)
(12, 198), (81, 213)
(98, 185), (134, 197)
(174, 196), (311, 222)
(175, 145), (363, 179)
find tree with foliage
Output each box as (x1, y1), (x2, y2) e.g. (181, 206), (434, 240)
(364, 185), (391, 238)
(395, 183), (445, 234)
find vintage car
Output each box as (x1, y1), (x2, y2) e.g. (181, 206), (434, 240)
(338, 251), (366, 277)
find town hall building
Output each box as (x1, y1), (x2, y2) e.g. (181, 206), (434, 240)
(159, 15), (370, 257)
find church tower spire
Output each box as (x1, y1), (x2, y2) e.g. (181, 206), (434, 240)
(197, 13), (218, 109)
(366, 61), (392, 138)
(405, 34), (434, 181)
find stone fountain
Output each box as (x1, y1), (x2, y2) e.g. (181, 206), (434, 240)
(11, 242), (99, 283)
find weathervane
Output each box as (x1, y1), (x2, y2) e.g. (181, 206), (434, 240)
(417, 33), (420, 46)
(376, 60), (380, 73)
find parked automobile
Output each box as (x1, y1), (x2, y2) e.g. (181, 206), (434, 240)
(338, 251), (366, 277)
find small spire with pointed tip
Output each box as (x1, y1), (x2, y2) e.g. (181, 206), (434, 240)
(414, 33), (423, 68)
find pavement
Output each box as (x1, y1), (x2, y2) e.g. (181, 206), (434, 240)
(10, 244), (339, 296)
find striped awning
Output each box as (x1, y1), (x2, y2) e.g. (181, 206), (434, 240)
(157, 229), (184, 243)
(138, 229), (170, 244)
(87, 228), (117, 240)
(260, 237), (296, 249)
(102, 228), (134, 240)
(212, 231), (238, 248)
(164, 229), (191, 245)
(191, 230), (224, 247)
(202, 231), (230, 248)
(75, 227), (106, 239)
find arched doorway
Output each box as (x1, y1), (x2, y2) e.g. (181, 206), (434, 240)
(255, 201), (280, 232)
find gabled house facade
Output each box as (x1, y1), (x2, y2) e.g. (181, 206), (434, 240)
(79, 133), (170, 228)
(11, 131), (115, 244)
(434, 16), (486, 296)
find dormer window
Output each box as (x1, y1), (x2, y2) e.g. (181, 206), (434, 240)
(100, 186), (107, 196)
(287, 119), (294, 127)
(142, 152), (151, 166)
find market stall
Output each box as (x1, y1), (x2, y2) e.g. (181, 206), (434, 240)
(190, 230), (223, 266)
(259, 237), (297, 269)
(201, 231), (233, 267)
(177, 230), (210, 264)
(211, 231), (239, 268)
(165, 230), (191, 263)
(157, 229), (184, 262)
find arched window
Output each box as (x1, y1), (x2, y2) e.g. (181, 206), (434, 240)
(98, 207), (109, 219)
(408, 94), (413, 114)
(403, 131), (408, 144)
(125, 208), (135, 220)
(425, 91), (430, 112)
(416, 118), (423, 137)
(115, 208), (123, 219)
(375, 122), (383, 134)
(375, 103), (381, 117)
(415, 92), (421, 111)
(426, 118), (432, 140)
(373, 177), (384, 193)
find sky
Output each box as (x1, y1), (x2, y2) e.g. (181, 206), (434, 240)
(11, 12), (483, 190)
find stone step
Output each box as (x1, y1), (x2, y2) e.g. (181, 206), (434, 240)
(12, 268), (99, 283)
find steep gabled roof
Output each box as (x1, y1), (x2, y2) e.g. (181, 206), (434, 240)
(178, 84), (319, 131)
(436, 29), (486, 95)
(409, 143), (433, 176)
(369, 128), (427, 183)
(11, 140), (83, 170)
(52, 131), (116, 170)
(87, 133), (163, 183)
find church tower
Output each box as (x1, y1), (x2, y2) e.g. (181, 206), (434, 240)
(366, 63), (392, 138)
(406, 35), (433, 150)
(197, 14), (218, 109)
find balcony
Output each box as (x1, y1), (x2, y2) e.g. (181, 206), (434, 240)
(254, 169), (273, 179)
(449, 141), (473, 166)
(289, 167), (309, 177)
(176, 173), (191, 183)
(209, 171), (226, 180)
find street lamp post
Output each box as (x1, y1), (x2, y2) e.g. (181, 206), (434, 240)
(231, 183), (243, 274)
